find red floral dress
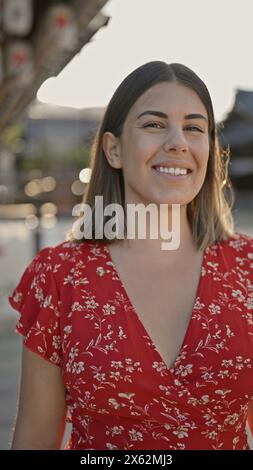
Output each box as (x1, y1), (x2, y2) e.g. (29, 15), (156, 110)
(9, 232), (253, 450)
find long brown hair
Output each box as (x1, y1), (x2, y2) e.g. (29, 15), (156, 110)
(69, 61), (234, 250)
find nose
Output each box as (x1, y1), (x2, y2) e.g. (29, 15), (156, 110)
(162, 127), (188, 153)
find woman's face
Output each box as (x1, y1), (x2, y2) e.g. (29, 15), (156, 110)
(105, 81), (210, 207)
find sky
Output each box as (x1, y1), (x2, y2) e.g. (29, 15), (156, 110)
(37, 0), (253, 123)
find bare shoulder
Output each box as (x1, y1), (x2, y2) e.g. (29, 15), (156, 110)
(11, 346), (67, 450)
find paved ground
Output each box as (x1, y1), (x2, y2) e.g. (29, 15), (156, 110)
(1, 209), (253, 450)
(0, 318), (21, 449)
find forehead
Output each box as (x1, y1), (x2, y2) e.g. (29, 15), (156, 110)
(127, 82), (208, 120)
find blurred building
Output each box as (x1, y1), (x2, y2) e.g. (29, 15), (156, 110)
(27, 101), (103, 155)
(0, 102), (103, 216)
(219, 89), (253, 192)
(16, 102), (103, 215)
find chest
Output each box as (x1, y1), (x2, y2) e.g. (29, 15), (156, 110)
(63, 242), (253, 421)
(107, 248), (204, 369)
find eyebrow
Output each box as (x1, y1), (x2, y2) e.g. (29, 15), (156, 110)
(136, 110), (208, 122)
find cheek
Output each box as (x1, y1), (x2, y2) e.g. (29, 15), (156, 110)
(194, 140), (210, 168)
(122, 129), (161, 161)
(121, 142), (154, 171)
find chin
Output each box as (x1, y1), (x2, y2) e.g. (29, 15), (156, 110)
(154, 194), (193, 206)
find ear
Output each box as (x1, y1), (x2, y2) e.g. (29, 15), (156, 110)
(102, 132), (122, 169)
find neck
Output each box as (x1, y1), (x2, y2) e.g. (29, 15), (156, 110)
(119, 204), (196, 257)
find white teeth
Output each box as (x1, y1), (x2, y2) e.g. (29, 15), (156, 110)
(155, 166), (188, 175)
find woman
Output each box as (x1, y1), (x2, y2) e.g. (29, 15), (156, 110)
(9, 61), (253, 450)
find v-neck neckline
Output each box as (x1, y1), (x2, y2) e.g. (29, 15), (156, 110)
(103, 242), (208, 373)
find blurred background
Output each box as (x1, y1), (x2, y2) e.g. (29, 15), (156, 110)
(0, 0), (253, 450)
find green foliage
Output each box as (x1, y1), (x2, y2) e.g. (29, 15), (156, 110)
(19, 145), (92, 173)
(65, 146), (91, 168)
(0, 122), (25, 151)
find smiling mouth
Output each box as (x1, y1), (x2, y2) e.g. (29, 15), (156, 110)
(152, 166), (193, 179)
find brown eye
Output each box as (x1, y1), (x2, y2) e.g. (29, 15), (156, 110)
(185, 125), (203, 132)
(143, 122), (164, 129)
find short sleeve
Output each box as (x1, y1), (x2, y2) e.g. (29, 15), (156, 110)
(9, 247), (62, 367)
